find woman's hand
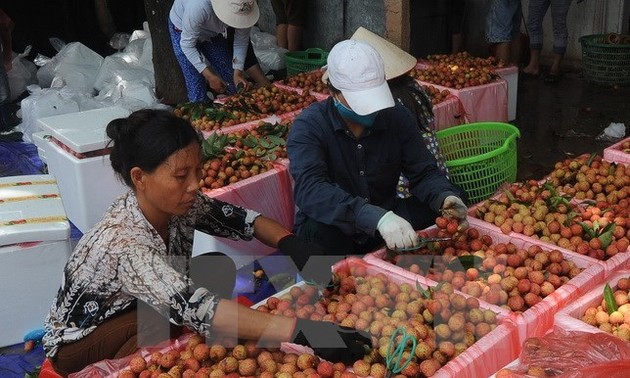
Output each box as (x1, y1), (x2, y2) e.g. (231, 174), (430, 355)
(233, 69), (251, 93)
(202, 68), (227, 93)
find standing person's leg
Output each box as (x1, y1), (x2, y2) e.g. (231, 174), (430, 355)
(548, 0), (571, 77)
(168, 20), (211, 102)
(271, 0), (289, 50)
(486, 0), (521, 64)
(286, 0), (307, 52)
(523, 0), (550, 76)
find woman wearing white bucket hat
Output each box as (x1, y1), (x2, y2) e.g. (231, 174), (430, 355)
(286, 39), (468, 259)
(169, 0), (270, 102)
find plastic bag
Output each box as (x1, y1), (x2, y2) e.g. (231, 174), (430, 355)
(18, 85), (81, 142)
(596, 122), (626, 142)
(498, 329), (630, 377)
(6, 49), (38, 101)
(250, 26), (287, 73)
(37, 42), (104, 93)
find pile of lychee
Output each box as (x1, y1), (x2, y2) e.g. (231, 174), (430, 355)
(580, 276), (630, 342)
(117, 334), (347, 378)
(471, 159), (629, 260)
(256, 263), (500, 377)
(390, 218), (583, 313)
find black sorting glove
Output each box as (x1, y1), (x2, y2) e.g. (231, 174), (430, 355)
(290, 318), (372, 364)
(278, 234), (342, 289)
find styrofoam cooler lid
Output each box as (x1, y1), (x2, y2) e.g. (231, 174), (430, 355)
(37, 106), (131, 153)
(0, 175), (70, 246)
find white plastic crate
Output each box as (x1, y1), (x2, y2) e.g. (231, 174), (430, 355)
(0, 175), (72, 347)
(36, 107), (131, 232)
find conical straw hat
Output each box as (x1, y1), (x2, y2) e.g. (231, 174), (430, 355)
(350, 26), (417, 80)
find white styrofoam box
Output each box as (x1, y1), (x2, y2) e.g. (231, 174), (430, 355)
(496, 65), (518, 121)
(0, 174), (72, 347)
(32, 131), (49, 164)
(37, 107), (131, 232)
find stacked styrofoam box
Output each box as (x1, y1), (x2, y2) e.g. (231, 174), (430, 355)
(494, 65), (518, 121)
(603, 136), (630, 165)
(36, 107), (131, 233)
(0, 175), (72, 347)
(364, 217), (607, 346)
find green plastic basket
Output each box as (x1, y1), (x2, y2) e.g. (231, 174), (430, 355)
(580, 34), (630, 86)
(436, 122), (521, 204)
(285, 48), (329, 77)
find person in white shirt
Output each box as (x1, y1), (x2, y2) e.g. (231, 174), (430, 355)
(169, 0), (269, 102)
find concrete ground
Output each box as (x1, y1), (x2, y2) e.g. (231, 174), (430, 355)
(512, 70), (630, 181)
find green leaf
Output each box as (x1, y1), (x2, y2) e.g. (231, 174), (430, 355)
(259, 138), (272, 149)
(415, 280), (432, 299)
(446, 255), (483, 272)
(586, 153), (598, 167)
(604, 283), (619, 314)
(242, 135), (259, 148)
(599, 227), (615, 250)
(267, 135), (286, 146)
(577, 221), (597, 239)
(266, 152), (278, 161)
(234, 150), (245, 159)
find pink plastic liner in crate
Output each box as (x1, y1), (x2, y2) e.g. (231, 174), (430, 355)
(365, 217), (606, 345)
(69, 332), (195, 378)
(201, 109), (303, 138)
(413, 77), (508, 123)
(333, 257), (520, 378)
(433, 95), (465, 131)
(605, 252), (630, 277)
(603, 136), (630, 165)
(272, 82), (331, 102)
(201, 163), (295, 257)
(554, 270), (630, 335)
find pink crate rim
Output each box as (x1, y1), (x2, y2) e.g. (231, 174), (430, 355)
(603, 136), (630, 165)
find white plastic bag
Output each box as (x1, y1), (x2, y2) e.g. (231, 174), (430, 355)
(250, 26), (287, 73)
(596, 122), (626, 142)
(37, 42), (104, 94)
(18, 85), (81, 142)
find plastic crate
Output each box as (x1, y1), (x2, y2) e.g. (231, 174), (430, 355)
(284, 48), (329, 77)
(603, 136), (630, 165)
(580, 34), (630, 86)
(436, 122), (520, 204)
(364, 217), (606, 345)
(554, 270), (630, 337)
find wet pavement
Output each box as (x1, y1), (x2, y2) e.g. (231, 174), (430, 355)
(512, 69), (630, 181)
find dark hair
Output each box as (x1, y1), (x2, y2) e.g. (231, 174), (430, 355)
(326, 79), (341, 95)
(106, 109), (202, 187)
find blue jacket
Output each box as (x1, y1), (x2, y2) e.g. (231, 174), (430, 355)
(287, 98), (459, 239)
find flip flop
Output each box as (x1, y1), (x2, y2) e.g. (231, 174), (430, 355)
(520, 70), (540, 79)
(544, 73), (560, 84)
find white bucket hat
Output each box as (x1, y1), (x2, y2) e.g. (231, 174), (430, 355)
(211, 0), (260, 29)
(322, 40), (394, 115)
(351, 27), (417, 80)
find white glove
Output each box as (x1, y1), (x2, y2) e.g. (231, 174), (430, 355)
(376, 211), (419, 250)
(441, 195), (469, 230)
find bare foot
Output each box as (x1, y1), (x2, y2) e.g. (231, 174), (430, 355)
(522, 66), (540, 76)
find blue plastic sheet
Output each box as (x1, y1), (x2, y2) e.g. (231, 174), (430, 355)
(0, 344), (45, 378)
(0, 141), (45, 177)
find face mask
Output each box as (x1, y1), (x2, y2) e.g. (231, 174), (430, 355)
(334, 97), (378, 127)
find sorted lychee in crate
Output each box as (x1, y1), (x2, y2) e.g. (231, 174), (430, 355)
(115, 334), (335, 378)
(580, 276), (630, 341)
(472, 175), (629, 260)
(254, 258), (503, 377)
(383, 218), (589, 314)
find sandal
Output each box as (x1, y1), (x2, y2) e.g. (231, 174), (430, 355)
(544, 73), (560, 84)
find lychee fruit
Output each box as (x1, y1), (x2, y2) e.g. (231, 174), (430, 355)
(193, 343), (210, 362)
(316, 360), (334, 378)
(352, 359), (370, 377)
(296, 353), (318, 370)
(237, 358), (257, 376)
(129, 355), (147, 373)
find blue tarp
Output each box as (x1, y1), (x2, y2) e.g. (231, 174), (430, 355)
(0, 141), (45, 177)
